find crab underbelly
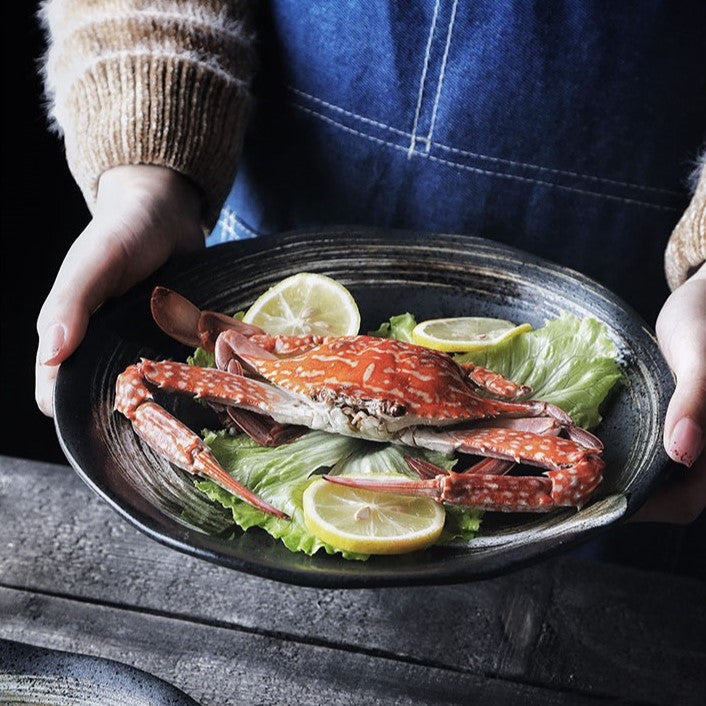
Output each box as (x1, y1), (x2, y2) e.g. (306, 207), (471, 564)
(264, 391), (461, 443)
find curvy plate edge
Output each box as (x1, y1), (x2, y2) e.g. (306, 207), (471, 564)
(53, 227), (675, 588)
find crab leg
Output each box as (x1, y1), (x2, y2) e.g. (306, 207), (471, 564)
(225, 408), (307, 447)
(405, 455), (515, 479)
(150, 286), (265, 350)
(326, 427), (604, 511)
(459, 362), (532, 399)
(324, 471), (558, 511)
(403, 417), (567, 480)
(464, 457), (516, 475)
(115, 362), (290, 518)
(214, 328), (327, 376)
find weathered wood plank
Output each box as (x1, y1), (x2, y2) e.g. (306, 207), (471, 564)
(0, 586), (603, 706)
(1, 456), (705, 705)
(530, 560), (706, 698)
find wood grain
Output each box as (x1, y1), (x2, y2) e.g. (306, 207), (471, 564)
(1, 456), (704, 705)
(0, 586), (605, 706)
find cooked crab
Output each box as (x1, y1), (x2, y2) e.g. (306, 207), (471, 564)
(114, 287), (604, 519)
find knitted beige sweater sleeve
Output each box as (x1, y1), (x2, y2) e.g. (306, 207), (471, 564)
(40, 0), (254, 229)
(664, 160), (706, 291)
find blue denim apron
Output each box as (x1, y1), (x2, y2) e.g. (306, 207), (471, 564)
(208, 1), (706, 571)
(210, 0), (706, 326)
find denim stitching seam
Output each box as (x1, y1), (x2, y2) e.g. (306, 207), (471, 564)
(408, 0), (441, 157)
(291, 102), (679, 212)
(431, 141), (683, 196)
(286, 87), (683, 197)
(423, 0), (458, 153)
(287, 86), (409, 137)
(217, 206), (261, 239)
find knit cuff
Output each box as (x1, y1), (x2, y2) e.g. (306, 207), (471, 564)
(664, 164), (706, 291)
(62, 53), (250, 230)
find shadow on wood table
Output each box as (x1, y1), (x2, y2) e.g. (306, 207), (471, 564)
(0, 456), (704, 705)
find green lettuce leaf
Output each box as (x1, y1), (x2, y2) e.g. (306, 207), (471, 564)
(454, 312), (623, 429)
(196, 431), (483, 558)
(188, 347), (215, 369)
(368, 312), (417, 342)
(330, 441), (455, 476)
(442, 506), (484, 544)
(196, 430), (370, 559)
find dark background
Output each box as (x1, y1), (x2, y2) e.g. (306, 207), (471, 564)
(3, 3), (90, 465)
(3, 3), (703, 578)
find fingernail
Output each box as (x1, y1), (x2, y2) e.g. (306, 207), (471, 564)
(39, 323), (66, 364)
(668, 417), (704, 468)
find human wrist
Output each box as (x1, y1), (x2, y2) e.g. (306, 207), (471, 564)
(96, 165), (203, 227)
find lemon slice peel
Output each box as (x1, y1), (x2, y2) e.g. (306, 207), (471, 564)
(303, 475), (445, 555)
(411, 317), (532, 352)
(242, 272), (361, 337)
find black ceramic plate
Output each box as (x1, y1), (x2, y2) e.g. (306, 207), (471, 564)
(54, 227), (673, 588)
(0, 639), (199, 705)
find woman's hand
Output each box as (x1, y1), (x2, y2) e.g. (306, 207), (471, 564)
(633, 264), (706, 523)
(35, 164), (205, 417)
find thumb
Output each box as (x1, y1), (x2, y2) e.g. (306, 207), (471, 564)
(35, 222), (161, 416)
(37, 225), (130, 366)
(656, 270), (706, 467)
(664, 366), (706, 468)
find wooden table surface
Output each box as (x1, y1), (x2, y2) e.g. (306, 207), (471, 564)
(0, 454), (704, 705)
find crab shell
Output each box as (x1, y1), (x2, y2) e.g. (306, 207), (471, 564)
(224, 333), (560, 442)
(246, 335), (490, 417)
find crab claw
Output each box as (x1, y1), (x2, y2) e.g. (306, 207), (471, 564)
(404, 455), (515, 479)
(324, 435), (604, 512)
(115, 363), (289, 519)
(150, 286), (265, 351)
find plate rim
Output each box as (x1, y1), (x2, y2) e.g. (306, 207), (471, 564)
(0, 638), (199, 705)
(53, 226), (675, 588)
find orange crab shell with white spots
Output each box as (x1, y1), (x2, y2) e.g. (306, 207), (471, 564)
(240, 335), (498, 420)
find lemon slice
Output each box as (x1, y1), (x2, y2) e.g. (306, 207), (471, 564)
(303, 475), (445, 555)
(411, 317), (532, 352)
(242, 272), (361, 336)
